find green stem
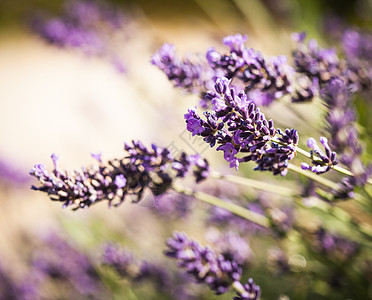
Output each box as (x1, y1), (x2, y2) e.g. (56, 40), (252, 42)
(288, 163), (340, 190)
(216, 172), (372, 242)
(172, 184), (270, 228)
(210, 171), (299, 196)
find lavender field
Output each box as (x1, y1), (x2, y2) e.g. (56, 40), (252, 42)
(1, 0), (372, 299)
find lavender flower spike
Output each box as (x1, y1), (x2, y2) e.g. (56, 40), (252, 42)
(165, 232), (242, 295)
(185, 77), (299, 176)
(301, 136), (339, 174)
(30, 141), (209, 209)
(32, 0), (128, 72)
(233, 278), (261, 300)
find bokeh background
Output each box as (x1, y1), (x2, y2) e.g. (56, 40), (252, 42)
(0, 0), (372, 299)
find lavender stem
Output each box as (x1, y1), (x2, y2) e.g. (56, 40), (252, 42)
(288, 163), (340, 190)
(172, 184), (270, 228)
(210, 171), (299, 196)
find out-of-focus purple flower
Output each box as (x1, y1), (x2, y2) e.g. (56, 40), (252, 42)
(313, 228), (360, 261)
(30, 141), (209, 209)
(152, 191), (194, 219)
(185, 77), (298, 175)
(301, 137), (339, 174)
(165, 231), (242, 295)
(31, 0), (129, 73)
(208, 199), (268, 235)
(342, 29), (372, 90)
(321, 78), (372, 197)
(223, 34), (248, 53)
(102, 243), (201, 299)
(0, 262), (41, 300)
(0, 158), (29, 186)
(233, 278), (261, 300)
(32, 233), (104, 297)
(206, 230), (252, 265)
(103, 244), (135, 277)
(266, 247), (290, 274)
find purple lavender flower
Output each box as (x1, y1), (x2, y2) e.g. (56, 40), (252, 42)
(233, 278), (261, 300)
(208, 34), (294, 105)
(152, 191), (194, 219)
(313, 228), (359, 261)
(32, 233), (104, 297)
(151, 43), (214, 98)
(342, 30), (372, 90)
(185, 77), (298, 176)
(165, 232), (242, 295)
(103, 244), (135, 277)
(223, 34), (248, 53)
(217, 143), (238, 162)
(32, 0), (128, 72)
(206, 230), (252, 265)
(321, 78), (372, 196)
(292, 33), (342, 84)
(266, 247), (290, 274)
(208, 199), (268, 235)
(0, 158), (29, 186)
(0, 262), (41, 300)
(103, 243), (201, 299)
(30, 141), (209, 209)
(301, 137), (339, 174)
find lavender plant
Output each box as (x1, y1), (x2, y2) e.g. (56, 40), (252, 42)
(28, 3), (372, 297)
(32, 0), (129, 72)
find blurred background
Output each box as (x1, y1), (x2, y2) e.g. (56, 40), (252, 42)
(0, 0), (371, 299)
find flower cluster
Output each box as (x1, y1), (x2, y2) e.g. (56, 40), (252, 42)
(152, 191), (194, 219)
(30, 140), (209, 210)
(292, 32), (344, 86)
(0, 158), (29, 186)
(233, 279), (261, 300)
(342, 29), (372, 90)
(313, 228), (360, 262)
(0, 262), (40, 300)
(103, 244), (200, 300)
(151, 43), (215, 99)
(32, 0), (128, 72)
(207, 34), (293, 106)
(153, 34), (294, 107)
(185, 77), (298, 175)
(32, 233), (105, 297)
(322, 79), (372, 193)
(164, 231), (260, 298)
(301, 137), (339, 174)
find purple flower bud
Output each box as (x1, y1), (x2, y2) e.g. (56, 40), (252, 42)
(114, 174), (127, 188)
(91, 152), (102, 163)
(301, 162), (311, 170)
(307, 137), (318, 149)
(217, 143), (238, 163)
(186, 118), (204, 136)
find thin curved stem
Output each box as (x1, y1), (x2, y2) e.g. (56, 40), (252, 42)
(210, 171), (299, 196)
(172, 184), (270, 228)
(214, 171), (372, 243)
(287, 163), (340, 190)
